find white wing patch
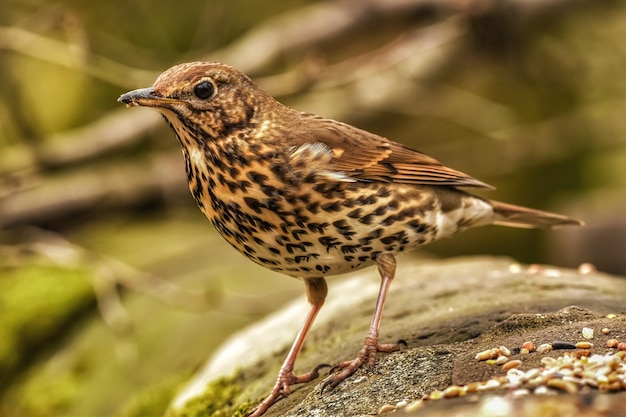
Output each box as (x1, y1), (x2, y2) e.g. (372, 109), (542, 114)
(289, 142), (355, 183)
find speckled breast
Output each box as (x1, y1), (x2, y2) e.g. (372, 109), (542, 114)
(183, 140), (444, 278)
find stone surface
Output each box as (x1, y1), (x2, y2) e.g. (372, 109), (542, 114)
(167, 256), (626, 416)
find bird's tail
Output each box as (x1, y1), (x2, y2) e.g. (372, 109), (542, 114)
(490, 200), (583, 229)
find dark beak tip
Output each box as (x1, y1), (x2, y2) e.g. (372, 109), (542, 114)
(117, 87), (157, 106)
(117, 94), (132, 105)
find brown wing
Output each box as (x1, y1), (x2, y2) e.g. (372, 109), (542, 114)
(290, 112), (493, 189)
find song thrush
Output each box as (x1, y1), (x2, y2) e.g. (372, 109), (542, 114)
(118, 62), (582, 416)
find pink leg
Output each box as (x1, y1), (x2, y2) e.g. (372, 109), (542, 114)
(249, 278), (328, 417)
(321, 254), (400, 392)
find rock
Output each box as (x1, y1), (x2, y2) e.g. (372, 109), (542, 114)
(166, 256), (626, 416)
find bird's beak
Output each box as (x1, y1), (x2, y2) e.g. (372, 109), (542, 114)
(118, 87), (157, 107)
(118, 87), (180, 108)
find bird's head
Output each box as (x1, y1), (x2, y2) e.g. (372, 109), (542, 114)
(119, 62), (267, 139)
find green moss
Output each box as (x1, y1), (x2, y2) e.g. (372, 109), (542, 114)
(0, 263), (94, 377)
(5, 365), (82, 416)
(118, 376), (186, 417)
(168, 376), (254, 417)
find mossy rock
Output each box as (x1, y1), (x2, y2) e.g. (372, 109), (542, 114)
(168, 256), (626, 416)
(0, 261), (94, 386)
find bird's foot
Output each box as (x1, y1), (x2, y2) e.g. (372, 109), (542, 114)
(320, 336), (406, 394)
(248, 363), (329, 417)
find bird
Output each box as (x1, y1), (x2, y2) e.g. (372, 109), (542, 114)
(118, 61), (583, 416)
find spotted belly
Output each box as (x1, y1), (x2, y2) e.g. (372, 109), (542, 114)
(200, 179), (465, 278)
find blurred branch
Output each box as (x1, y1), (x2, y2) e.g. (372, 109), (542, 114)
(39, 109), (161, 166)
(0, 26), (159, 89)
(0, 227), (217, 367)
(1, 226), (290, 331)
(208, 0), (586, 73)
(0, 0), (468, 90)
(210, 0), (479, 73)
(491, 99), (626, 173)
(0, 152), (187, 228)
(260, 17), (466, 97)
(6, 226), (217, 322)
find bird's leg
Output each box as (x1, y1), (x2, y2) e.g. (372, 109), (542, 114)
(248, 277), (328, 417)
(321, 254), (399, 392)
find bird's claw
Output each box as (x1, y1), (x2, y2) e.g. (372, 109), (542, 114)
(320, 338), (407, 395)
(248, 363), (330, 417)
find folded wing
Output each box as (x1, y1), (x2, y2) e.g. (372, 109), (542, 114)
(290, 112), (493, 189)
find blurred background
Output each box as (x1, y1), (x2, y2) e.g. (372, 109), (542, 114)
(1, 0), (625, 415)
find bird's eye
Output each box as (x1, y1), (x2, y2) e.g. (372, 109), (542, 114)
(193, 81), (215, 100)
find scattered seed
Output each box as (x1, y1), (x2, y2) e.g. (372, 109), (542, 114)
(505, 368), (524, 386)
(407, 345), (626, 408)
(582, 327), (594, 340)
(582, 377), (598, 387)
(378, 404), (395, 414)
(573, 350), (591, 359)
(478, 379), (501, 391)
(475, 347), (500, 361)
(465, 382), (479, 393)
(547, 378), (578, 394)
(429, 390), (444, 400)
(562, 375), (581, 384)
(404, 399), (423, 412)
(502, 359), (522, 371)
(508, 263), (522, 273)
(552, 341), (576, 350)
(522, 341), (535, 352)
(524, 368), (540, 381)
(527, 264), (543, 275)
(602, 328), (611, 335)
(512, 388), (530, 397)
(475, 349), (493, 361)
(600, 379), (618, 391)
(520, 348), (530, 355)
(443, 385), (461, 398)
(534, 386), (556, 395)
(608, 373), (621, 383)
(577, 263), (596, 275)
(537, 343), (553, 353)
(499, 346), (511, 357)
(395, 400), (407, 408)
(528, 376), (545, 388)
(496, 355), (509, 365)
(607, 314), (617, 319)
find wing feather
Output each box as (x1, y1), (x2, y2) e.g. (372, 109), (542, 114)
(286, 112), (492, 189)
